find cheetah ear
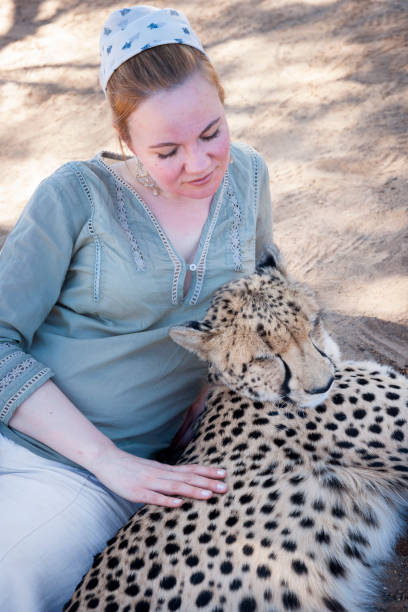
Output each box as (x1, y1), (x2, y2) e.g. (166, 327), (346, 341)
(256, 244), (286, 276)
(169, 322), (215, 359)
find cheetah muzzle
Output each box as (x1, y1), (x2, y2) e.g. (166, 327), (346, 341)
(64, 250), (408, 612)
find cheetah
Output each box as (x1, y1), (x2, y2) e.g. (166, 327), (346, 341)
(64, 251), (408, 612)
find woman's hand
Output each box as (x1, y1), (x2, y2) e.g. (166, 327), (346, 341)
(9, 380), (226, 508)
(92, 442), (228, 508)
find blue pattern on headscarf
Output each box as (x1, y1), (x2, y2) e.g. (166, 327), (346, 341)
(99, 6), (207, 93)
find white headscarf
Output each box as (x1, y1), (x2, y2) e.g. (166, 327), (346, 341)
(99, 6), (207, 94)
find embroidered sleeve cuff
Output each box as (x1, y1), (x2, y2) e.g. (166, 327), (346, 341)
(0, 344), (54, 425)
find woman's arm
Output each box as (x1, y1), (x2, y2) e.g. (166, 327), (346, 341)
(0, 169), (88, 424)
(169, 385), (209, 451)
(9, 380), (227, 507)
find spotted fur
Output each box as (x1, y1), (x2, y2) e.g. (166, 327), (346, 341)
(64, 254), (408, 612)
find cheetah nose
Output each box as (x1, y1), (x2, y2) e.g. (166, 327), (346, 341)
(305, 376), (334, 396)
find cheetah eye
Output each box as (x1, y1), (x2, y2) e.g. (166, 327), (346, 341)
(254, 354), (275, 363)
(310, 313), (322, 334)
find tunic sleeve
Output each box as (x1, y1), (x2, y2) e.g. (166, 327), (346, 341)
(0, 167), (89, 424)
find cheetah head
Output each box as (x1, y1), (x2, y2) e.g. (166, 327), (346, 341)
(170, 250), (339, 408)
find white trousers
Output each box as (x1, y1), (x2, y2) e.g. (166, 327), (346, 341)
(0, 433), (141, 612)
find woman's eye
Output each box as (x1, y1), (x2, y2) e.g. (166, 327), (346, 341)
(156, 128), (220, 158)
(201, 128), (220, 141)
(157, 148), (177, 159)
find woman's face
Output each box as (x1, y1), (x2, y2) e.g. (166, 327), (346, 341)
(125, 70), (230, 202)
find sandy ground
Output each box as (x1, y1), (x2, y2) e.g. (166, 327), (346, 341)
(0, 0), (407, 608)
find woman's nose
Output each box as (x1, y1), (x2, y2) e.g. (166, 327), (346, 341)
(184, 145), (210, 174)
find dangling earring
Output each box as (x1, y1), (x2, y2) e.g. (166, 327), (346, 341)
(134, 157), (160, 196)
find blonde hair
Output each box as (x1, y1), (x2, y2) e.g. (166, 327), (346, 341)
(106, 44), (225, 153)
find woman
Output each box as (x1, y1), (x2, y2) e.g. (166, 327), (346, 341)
(0, 6), (276, 611)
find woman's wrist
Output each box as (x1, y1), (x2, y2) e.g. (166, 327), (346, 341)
(8, 380), (118, 474)
(85, 438), (127, 480)
(73, 435), (118, 475)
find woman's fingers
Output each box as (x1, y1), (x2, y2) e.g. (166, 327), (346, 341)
(141, 464), (228, 502)
(171, 463), (227, 479)
(130, 489), (184, 508)
(95, 449), (228, 506)
(140, 458), (227, 481)
(159, 469), (228, 494)
(151, 478), (215, 500)
(150, 463), (228, 494)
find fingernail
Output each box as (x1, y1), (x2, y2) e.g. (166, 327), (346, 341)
(217, 469), (226, 476)
(201, 489), (212, 496)
(217, 482), (227, 491)
(172, 498), (182, 504)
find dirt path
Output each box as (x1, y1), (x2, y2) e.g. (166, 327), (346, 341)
(1, 0), (407, 607)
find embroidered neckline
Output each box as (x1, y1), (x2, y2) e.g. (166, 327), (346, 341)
(189, 178), (226, 305)
(97, 151), (149, 202)
(97, 153), (183, 303)
(115, 183), (145, 271)
(96, 152), (230, 306)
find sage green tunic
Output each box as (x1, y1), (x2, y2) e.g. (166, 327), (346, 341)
(0, 142), (275, 469)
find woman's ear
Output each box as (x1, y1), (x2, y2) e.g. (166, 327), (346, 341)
(112, 122), (128, 145)
(113, 125), (136, 157)
(123, 137), (136, 157)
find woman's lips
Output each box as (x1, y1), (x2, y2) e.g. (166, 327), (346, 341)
(187, 169), (214, 185)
